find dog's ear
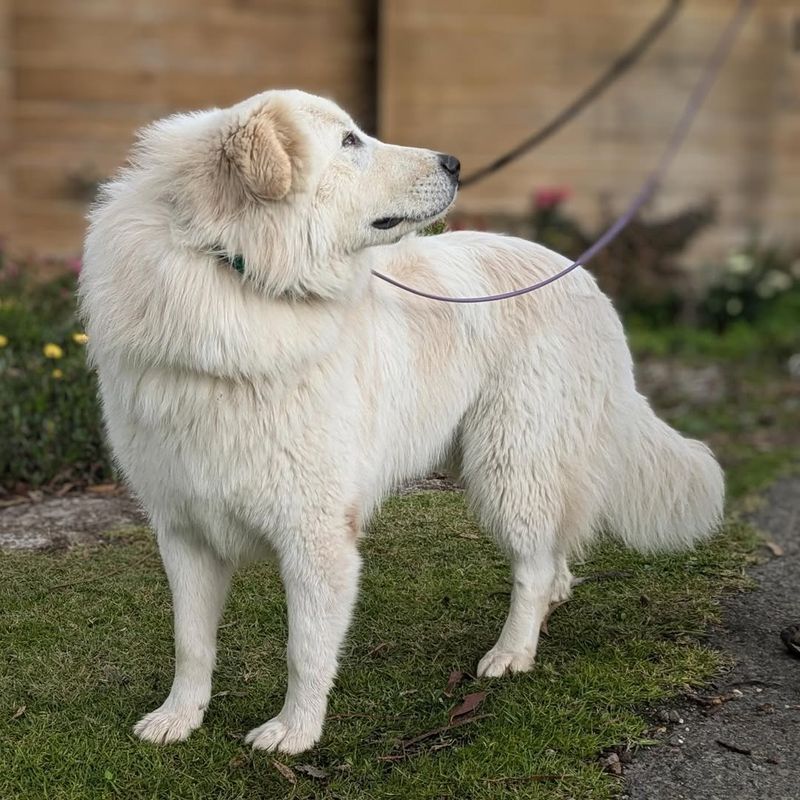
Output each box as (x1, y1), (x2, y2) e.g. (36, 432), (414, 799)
(223, 108), (294, 201)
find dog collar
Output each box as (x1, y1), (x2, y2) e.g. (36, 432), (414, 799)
(218, 252), (246, 275)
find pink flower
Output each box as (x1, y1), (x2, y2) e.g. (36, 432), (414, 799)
(533, 187), (571, 211)
(66, 256), (82, 275)
(2, 261), (20, 280)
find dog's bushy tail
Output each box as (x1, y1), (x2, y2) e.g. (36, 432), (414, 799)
(601, 396), (724, 553)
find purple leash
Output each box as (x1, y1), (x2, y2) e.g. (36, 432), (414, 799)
(371, 0), (754, 304)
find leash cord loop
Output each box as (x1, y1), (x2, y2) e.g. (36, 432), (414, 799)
(371, 0), (754, 305)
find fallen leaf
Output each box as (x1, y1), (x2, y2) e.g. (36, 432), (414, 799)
(296, 764), (328, 780)
(599, 752), (622, 775)
(272, 760), (297, 784)
(764, 541), (784, 557)
(228, 753), (249, 768)
(443, 670), (464, 697)
(684, 690), (737, 707)
(87, 483), (119, 494)
(11, 705), (26, 720)
(449, 691), (486, 723)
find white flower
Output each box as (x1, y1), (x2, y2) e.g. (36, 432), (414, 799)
(763, 269), (792, 293)
(725, 297), (743, 316)
(727, 253), (753, 275)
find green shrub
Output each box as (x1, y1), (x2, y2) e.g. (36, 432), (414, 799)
(699, 242), (800, 337)
(529, 191), (715, 325)
(0, 272), (113, 490)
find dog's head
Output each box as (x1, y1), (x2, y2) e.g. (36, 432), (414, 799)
(133, 90), (459, 298)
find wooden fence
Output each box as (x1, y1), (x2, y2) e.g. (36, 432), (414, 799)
(0, 0), (797, 263)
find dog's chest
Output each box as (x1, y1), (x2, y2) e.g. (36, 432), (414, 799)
(102, 363), (356, 513)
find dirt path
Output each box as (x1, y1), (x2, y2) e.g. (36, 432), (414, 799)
(0, 490), (145, 551)
(624, 475), (800, 800)
(0, 477), (455, 552)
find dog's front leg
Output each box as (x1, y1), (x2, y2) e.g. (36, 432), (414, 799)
(246, 526), (361, 754)
(134, 530), (233, 744)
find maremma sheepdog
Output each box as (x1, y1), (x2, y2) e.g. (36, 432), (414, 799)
(79, 89), (724, 754)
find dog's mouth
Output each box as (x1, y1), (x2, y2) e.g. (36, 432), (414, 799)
(371, 185), (457, 231)
(371, 197), (457, 231)
(372, 217), (404, 230)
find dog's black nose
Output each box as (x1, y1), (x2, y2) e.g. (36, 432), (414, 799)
(438, 153), (461, 178)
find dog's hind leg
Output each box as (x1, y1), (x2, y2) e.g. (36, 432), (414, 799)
(460, 379), (573, 678)
(246, 519), (361, 755)
(477, 542), (556, 677)
(134, 529), (233, 744)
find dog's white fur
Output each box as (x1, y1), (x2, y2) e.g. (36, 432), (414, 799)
(80, 90), (724, 754)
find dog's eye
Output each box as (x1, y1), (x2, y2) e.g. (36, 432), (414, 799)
(342, 131), (360, 148)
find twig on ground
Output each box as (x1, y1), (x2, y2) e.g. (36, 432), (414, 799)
(572, 571), (633, 587)
(377, 713), (492, 761)
(482, 774), (564, 784)
(41, 551), (156, 593)
(716, 739), (752, 755)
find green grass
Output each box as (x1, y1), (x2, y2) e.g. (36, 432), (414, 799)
(1, 493), (759, 800)
(627, 314), (799, 363)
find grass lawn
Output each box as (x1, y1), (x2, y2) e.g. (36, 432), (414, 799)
(0, 494), (763, 800)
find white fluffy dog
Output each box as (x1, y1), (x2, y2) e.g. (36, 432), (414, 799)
(80, 89), (724, 754)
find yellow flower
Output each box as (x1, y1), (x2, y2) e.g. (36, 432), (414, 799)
(43, 343), (64, 359)
(72, 332), (89, 345)
(0, 334), (8, 348)
(51, 368), (64, 379)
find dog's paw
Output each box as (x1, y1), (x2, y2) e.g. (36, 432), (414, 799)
(133, 706), (203, 745)
(476, 647), (535, 678)
(245, 715), (321, 754)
